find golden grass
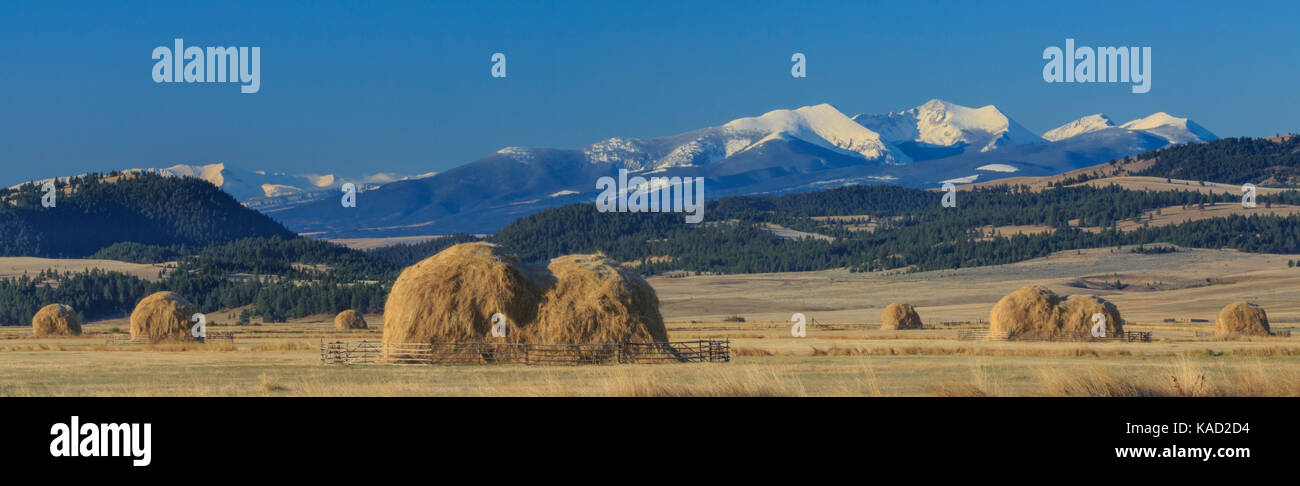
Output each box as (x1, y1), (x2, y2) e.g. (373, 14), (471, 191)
(0, 342), (235, 352)
(1037, 356), (1300, 397)
(250, 340), (317, 351)
(733, 346), (794, 357)
(587, 366), (803, 397)
(6, 306), (1300, 397)
(930, 361), (1004, 396)
(807, 343), (1137, 357)
(138, 342), (236, 352)
(285, 365), (806, 397)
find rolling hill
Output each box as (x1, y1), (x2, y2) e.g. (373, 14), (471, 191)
(0, 172), (295, 258)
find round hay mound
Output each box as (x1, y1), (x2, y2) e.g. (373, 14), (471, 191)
(130, 291), (198, 341)
(32, 304), (82, 337)
(382, 242), (542, 345)
(989, 285), (1062, 339)
(334, 310), (368, 330)
(1214, 301), (1270, 336)
(528, 254), (668, 343)
(1059, 295), (1124, 337)
(880, 302), (922, 330)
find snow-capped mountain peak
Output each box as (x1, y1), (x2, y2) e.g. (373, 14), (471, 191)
(852, 99), (1043, 156)
(492, 103), (912, 173)
(1119, 112), (1217, 144)
(722, 103), (909, 163)
(1042, 114), (1116, 141)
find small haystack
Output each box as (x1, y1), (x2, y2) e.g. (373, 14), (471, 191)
(527, 254), (668, 343)
(334, 310), (368, 330)
(382, 242), (542, 345)
(1214, 301), (1270, 337)
(32, 304), (82, 337)
(1059, 295), (1124, 337)
(989, 286), (1062, 339)
(129, 291), (199, 341)
(880, 302), (922, 330)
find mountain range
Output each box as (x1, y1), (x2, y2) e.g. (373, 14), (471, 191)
(267, 98), (1216, 237)
(12, 99), (1215, 237)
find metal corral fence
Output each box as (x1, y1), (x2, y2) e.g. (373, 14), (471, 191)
(103, 333), (235, 346)
(956, 329), (1152, 342)
(320, 339), (731, 365)
(1193, 329), (1292, 338)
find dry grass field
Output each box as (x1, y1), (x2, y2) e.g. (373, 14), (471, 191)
(0, 257), (172, 282)
(3, 246), (1300, 396)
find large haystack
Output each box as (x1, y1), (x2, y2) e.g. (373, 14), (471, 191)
(1059, 295), (1124, 337)
(989, 286), (1062, 339)
(1214, 301), (1270, 336)
(880, 302), (922, 330)
(382, 242), (542, 345)
(32, 304), (81, 337)
(334, 310), (368, 330)
(990, 286), (1126, 340)
(527, 254), (668, 343)
(129, 291), (198, 341)
(381, 243), (672, 351)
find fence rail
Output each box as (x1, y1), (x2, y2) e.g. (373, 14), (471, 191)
(956, 329), (1151, 342)
(103, 333), (234, 346)
(320, 339), (730, 366)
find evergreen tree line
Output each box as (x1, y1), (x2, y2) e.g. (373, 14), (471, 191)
(0, 267), (386, 326)
(1132, 135), (1300, 185)
(491, 183), (1300, 275)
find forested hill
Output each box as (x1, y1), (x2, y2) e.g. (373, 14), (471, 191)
(0, 172), (295, 258)
(491, 183), (1300, 275)
(1132, 134), (1300, 186)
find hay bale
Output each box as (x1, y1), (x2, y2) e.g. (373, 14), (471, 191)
(129, 291), (198, 341)
(334, 310), (368, 330)
(1214, 301), (1270, 336)
(989, 285), (1061, 339)
(382, 242), (542, 345)
(1059, 295), (1124, 337)
(32, 304), (81, 337)
(528, 254), (668, 343)
(880, 302), (922, 330)
(381, 243), (672, 351)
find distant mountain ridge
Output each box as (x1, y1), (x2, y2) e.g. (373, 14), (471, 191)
(47, 99), (1214, 238)
(1043, 112), (1217, 144)
(271, 99), (1220, 236)
(10, 163), (436, 211)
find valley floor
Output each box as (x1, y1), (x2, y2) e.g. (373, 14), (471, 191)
(3, 246), (1300, 396)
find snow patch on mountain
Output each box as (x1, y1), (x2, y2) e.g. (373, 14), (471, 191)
(976, 164), (1018, 173)
(941, 174), (980, 184)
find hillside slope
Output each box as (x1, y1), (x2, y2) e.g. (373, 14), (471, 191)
(0, 172), (295, 258)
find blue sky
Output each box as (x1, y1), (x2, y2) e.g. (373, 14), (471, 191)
(2, 0), (1297, 185)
